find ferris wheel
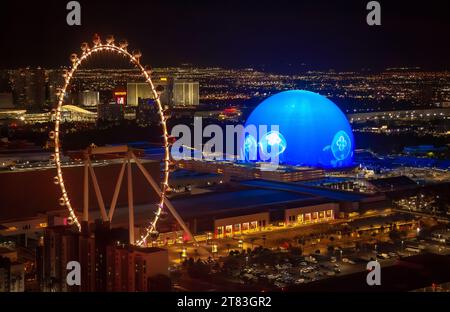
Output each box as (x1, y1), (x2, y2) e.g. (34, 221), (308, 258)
(50, 34), (193, 246)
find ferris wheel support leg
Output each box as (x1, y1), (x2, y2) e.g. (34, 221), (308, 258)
(130, 152), (197, 243)
(83, 159), (89, 222)
(127, 154), (135, 245)
(108, 160), (127, 222)
(87, 160), (108, 222)
(163, 197), (197, 244)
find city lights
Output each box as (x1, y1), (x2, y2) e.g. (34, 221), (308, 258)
(0, 1), (449, 296)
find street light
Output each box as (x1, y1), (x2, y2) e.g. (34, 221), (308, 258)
(238, 239), (243, 249)
(212, 244), (218, 258)
(181, 247), (187, 259)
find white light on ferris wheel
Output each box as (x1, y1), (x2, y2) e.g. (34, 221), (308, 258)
(51, 35), (171, 243)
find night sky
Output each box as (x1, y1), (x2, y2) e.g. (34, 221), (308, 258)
(0, 0), (449, 71)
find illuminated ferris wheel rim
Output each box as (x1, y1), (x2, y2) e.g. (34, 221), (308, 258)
(51, 37), (170, 246)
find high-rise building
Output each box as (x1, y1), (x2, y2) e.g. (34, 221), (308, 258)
(0, 70), (11, 93)
(173, 80), (199, 107)
(106, 245), (168, 292)
(40, 219), (168, 292)
(113, 90), (127, 106)
(127, 78), (199, 109)
(136, 98), (159, 127)
(78, 90), (100, 107)
(0, 93), (14, 109)
(127, 78), (173, 108)
(10, 68), (46, 110)
(97, 102), (124, 122)
(41, 225), (82, 292)
(47, 69), (65, 108)
(0, 250), (25, 292)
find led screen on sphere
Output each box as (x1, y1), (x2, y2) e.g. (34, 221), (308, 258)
(241, 90), (354, 168)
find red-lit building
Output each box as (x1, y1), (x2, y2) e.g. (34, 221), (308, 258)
(113, 90), (127, 107)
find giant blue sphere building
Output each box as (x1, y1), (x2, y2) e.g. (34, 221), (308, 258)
(241, 90), (354, 168)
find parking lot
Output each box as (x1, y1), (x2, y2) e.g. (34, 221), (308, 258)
(219, 241), (431, 290)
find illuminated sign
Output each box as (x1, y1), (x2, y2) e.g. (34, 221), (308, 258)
(114, 91), (126, 105)
(116, 97), (125, 105)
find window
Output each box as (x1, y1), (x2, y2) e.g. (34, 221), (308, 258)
(304, 213), (311, 223)
(216, 226), (224, 238)
(225, 225), (233, 237)
(250, 221), (258, 231)
(319, 211), (325, 219)
(242, 222), (249, 232)
(312, 212), (318, 221)
(234, 224), (241, 234)
(297, 214), (303, 223)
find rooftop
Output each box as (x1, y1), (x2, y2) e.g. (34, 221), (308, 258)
(368, 176), (418, 191)
(171, 188), (324, 218)
(239, 179), (370, 202)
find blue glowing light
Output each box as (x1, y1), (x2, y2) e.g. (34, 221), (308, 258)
(331, 130), (351, 161)
(241, 90), (354, 168)
(258, 131), (287, 159)
(243, 134), (258, 161)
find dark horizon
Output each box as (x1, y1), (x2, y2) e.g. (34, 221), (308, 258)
(0, 0), (450, 71)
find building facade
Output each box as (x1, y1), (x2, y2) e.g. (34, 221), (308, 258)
(10, 68), (46, 109)
(78, 90), (100, 107)
(285, 202), (339, 226)
(106, 246), (168, 292)
(173, 80), (199, 107)
(127, 78), (199, 109)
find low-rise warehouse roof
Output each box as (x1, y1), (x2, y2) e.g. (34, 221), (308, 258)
(240, 179), (370, 202)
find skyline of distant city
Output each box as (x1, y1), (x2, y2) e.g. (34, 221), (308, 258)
(1, 1), (450, 70)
